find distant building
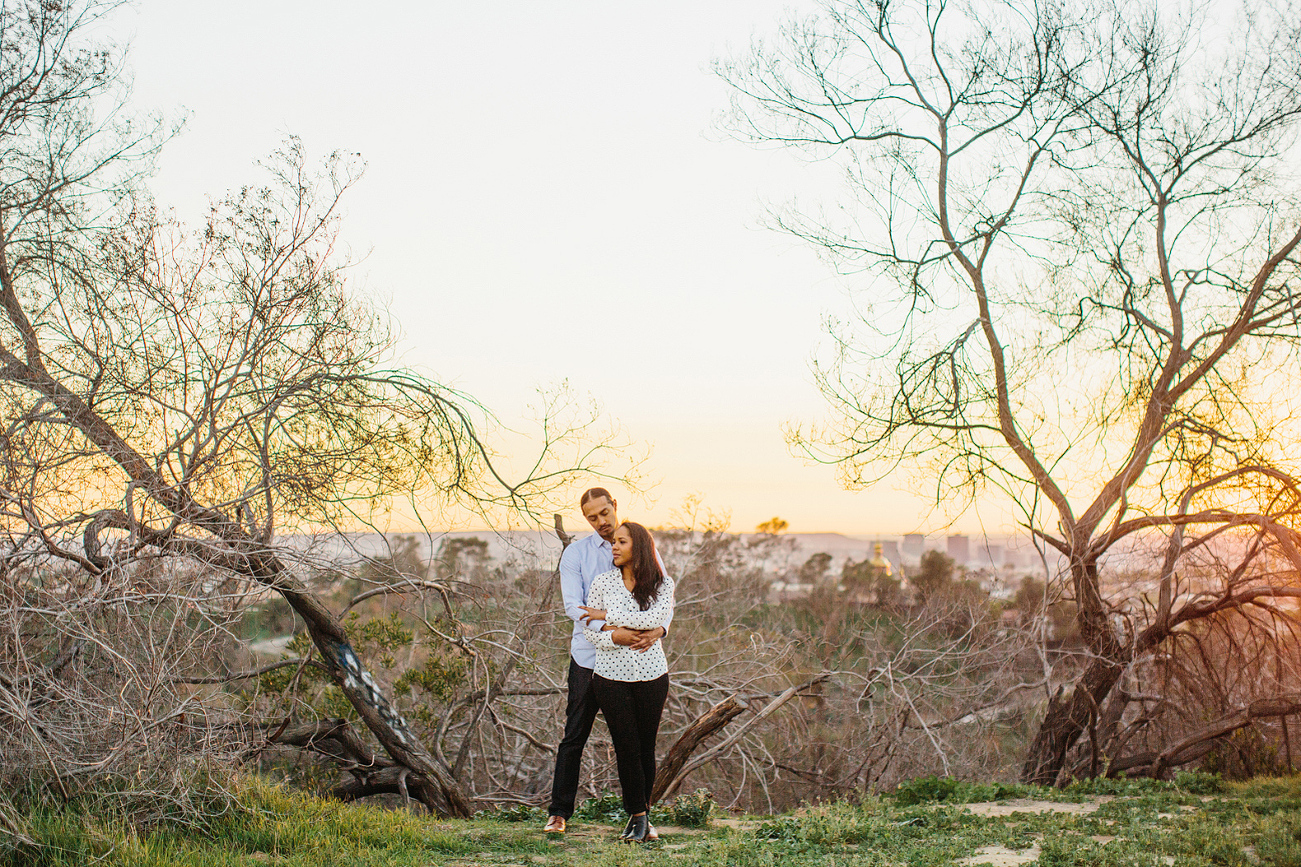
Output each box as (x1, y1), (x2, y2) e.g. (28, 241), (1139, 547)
(881, 539), (901, 570)
(947, 534), (970, 565)
(841, 542), (909, 606)
(903, 533), (925, 559)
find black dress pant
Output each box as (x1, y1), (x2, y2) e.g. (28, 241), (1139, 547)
(591, 672), (670, 815)
(547, 657), (599, 818)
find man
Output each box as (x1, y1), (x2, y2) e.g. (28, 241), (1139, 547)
(544, 487), (668, 835)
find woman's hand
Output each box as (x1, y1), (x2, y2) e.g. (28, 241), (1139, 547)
(578, 606), (607, 624)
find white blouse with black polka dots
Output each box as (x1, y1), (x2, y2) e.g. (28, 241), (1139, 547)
(582, 569), (675, 682)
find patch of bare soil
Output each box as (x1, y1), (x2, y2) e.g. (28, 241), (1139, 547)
(963, 797), (1113, 817)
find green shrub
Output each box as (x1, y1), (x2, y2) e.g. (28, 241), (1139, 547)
(892, 775), (959, 805)
(478, 803), (545, 823)
(667, 789), (714, 827)
(1175, 770), (1224, 795)
(1203, 728), (1290, 780)
(890, 776), (1029, 806)
(1064, 776), (1168, 797)
(573, 792), (625, 824)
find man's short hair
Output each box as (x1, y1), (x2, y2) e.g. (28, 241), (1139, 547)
(580, 487), (614, 507)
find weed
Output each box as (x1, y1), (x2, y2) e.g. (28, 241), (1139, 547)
(1253, 811), (1301, 867)
(891, 775), (1031, 806)
(1175, 769), (1225, 795)
(668, 788), (715, 827)
(1176, 819), (1252, 867)
(479, 802), (546, 823)
(573, 791), (626, 824)
(893, 775), (959, 805)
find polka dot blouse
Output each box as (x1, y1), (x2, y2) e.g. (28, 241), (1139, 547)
(582, 569), (675, 682)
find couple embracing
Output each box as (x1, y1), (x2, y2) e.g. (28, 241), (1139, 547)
(543, 488), (675, 843)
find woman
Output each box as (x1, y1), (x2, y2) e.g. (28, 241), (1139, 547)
(579, 521), (674, 843)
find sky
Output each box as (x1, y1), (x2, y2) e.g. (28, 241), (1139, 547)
(114, 0), (1017, 538)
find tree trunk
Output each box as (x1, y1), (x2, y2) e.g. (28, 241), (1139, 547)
(0, 355), (474, 816)
(1020, 655), (1126, 784)
(1021, 556), (1128, 786)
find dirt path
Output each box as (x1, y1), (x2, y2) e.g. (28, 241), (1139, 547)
(963, 797), (1113, 817)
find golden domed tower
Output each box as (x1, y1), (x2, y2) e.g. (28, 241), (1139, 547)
(871, 541), (912, 601)
(869, 542), (892, 577)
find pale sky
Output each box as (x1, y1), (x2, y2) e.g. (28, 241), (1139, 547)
(116, 1), (1016, 537)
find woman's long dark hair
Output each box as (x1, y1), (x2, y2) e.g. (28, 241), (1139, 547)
(621, 521), (664, 610)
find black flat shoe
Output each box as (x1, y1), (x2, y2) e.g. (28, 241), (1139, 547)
(626, 813), (649, 843)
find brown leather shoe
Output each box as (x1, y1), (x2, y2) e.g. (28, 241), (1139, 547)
(544, 816), (566, 834)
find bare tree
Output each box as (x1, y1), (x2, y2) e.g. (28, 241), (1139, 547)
(719, 0), (1301, 784)
(0, 0), (619, 818)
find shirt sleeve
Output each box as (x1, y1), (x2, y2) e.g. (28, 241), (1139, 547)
(560, 542), (603, 629)
(582, 575), (616, 649)
(606, 576), (674, 631)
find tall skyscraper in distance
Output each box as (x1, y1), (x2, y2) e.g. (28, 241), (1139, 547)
(903, 533), (925, 559)
(947, 534), (970, 565)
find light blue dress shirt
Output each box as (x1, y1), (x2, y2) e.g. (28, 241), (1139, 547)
(559, 532), (672, 669)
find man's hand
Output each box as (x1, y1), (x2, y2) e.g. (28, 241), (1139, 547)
(611, 626), (665, 652)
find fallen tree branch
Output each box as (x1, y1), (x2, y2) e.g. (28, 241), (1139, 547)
(1147, 693), (1301, 778)
(653, 674), (830, 803)
(651, 696), (747, 803)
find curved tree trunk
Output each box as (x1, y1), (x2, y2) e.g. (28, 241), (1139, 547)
(0, 352), (474, 816)
(1021, 557), (1129, 786)
(651, 696), (747, 803)
(1021, 656), (1126, 785)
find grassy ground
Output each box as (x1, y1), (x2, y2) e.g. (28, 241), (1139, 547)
(7, 773), (1301, 866)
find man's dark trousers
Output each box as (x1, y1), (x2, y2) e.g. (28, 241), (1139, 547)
(548, 657), (600, 818)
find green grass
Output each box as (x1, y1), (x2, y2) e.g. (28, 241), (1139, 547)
(9, 772), (1301, 866)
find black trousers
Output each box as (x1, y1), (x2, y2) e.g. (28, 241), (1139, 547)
(547, 657), (600, 818)
(591, 672), (670, 815)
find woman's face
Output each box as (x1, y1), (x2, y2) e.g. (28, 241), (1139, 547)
(611, 525), (634, 567)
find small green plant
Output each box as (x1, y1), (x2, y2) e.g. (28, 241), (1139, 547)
(892, 775), (959, 805)
(573, 792), (625, 824)
(1252, 811), (1301, 866)
(1178, 819), (1252, 867)
(478, 803), (545, 823)
(1174, 769), (1224, 795)
(667, 788), (714, 827)
(753, 815), (809, 843)
(1037, 835), (1118, 867)
(1064, 775), (1168, 797)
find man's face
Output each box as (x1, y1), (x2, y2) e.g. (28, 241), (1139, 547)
(581, 496), (618, 541)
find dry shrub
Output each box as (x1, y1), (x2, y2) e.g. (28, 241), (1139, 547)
(0, 555), (258, 826)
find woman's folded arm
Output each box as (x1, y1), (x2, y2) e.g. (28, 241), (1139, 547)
(583, 576), (617, 648)
(606, 576), (675, 631)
